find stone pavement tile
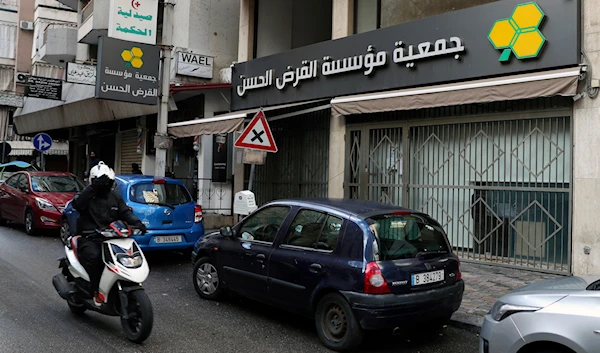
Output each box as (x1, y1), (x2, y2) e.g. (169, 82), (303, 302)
(451, 262), (563, 328)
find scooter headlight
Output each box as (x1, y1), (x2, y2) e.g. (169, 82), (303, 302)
(117, 253), (143, 268)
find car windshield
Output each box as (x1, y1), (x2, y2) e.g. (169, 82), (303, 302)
(366, 213), (450, 261)
(129, 183), (192, 206)
(31, 175), (85, 192)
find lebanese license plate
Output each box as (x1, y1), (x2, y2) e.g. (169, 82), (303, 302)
(411, 270), (444, 286)
(154, 235), (182, 244)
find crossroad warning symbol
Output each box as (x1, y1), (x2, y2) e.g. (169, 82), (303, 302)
(234, 110), (278, 153)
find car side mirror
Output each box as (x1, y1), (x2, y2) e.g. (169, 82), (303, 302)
(220, 226), (234, 237)
(21, 187), (29, 193)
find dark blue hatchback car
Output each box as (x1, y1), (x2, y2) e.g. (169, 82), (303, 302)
(191, 198), (464, 351)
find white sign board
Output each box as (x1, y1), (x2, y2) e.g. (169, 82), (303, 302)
(233, 190), (257, 216)
(176, 52), (214, 79)
(66, 62), (96, 85)
(108, 0), (159, 45)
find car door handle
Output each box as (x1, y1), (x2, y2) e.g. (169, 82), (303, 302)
(594, 330), (600, 334)
(309, 263), (322, 273)
(255, 253), (266, 262)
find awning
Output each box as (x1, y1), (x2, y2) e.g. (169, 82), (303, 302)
(168, 99), (330, 138)
(8, 141), (69, 156)
(331, 67), (581, 117)
(13, 82), (177, 135)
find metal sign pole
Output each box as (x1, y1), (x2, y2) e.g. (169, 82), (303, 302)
(1, 140), (5, 164)
(247, 163), (256, 191)
(41, 152), (44, 171)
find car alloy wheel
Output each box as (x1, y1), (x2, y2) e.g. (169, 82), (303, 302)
(25, 210), (35, 235)
(196, 262), (219, 295)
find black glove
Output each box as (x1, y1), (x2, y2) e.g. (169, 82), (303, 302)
(135, 222), (147, 235)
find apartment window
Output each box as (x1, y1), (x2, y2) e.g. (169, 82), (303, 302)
(354, 0), (380, 34)
(379, 0), (498, 28)
(0, 22), (16, 59)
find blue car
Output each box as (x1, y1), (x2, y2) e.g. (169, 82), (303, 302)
(61, 175), (204, 251)
(191, 198), (464, 351)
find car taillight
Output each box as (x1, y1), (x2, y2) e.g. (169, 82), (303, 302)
(364, 262), (391, 294)
(152, 179), (166, 184)
(456, 256), (462, 281)
(194, 205), (203, 223)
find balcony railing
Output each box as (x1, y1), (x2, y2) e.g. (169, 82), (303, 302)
(81, 0), (93, 24)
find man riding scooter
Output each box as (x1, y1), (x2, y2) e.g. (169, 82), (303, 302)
(72, 161), (147, 306)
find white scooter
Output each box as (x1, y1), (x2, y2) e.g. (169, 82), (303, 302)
(52, 221), (153, 343)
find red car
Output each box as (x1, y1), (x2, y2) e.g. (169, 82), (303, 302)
(0, 171), (85, 235)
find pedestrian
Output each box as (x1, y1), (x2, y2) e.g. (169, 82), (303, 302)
(132, 163), (142, 174)
(89, 151), (100, 170)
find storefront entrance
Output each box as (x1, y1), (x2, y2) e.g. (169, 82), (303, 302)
(346, 100), (572, 274)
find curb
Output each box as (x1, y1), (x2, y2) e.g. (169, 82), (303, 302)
(450, 312), (484, 330)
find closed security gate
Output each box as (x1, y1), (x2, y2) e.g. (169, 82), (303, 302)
(348, 114), (571, 274)
(119, 130), (143, 174)
(249, 109), (330, 205)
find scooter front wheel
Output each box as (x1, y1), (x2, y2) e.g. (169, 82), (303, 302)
(121, 290), (153, 344)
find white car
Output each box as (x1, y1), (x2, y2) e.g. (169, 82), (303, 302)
(480, 276), (600, 353)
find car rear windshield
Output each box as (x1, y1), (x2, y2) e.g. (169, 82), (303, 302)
(129, 183), (192, 206)
(366, 213), (450, 261)
(31, 176), (85, 192)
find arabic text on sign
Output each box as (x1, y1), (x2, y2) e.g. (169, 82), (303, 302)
(235, 36), (465, 97)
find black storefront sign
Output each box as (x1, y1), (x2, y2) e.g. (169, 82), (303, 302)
(96, 36), (160, 105)
(212, 134), (228, 182)
(25, 76), (63, 101)
(232, 0), (580, 111)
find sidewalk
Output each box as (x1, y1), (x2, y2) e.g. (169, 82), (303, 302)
(451, 262), (563, 327)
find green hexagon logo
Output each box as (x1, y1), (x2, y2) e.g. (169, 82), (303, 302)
(121, 47), (144, 68)
(488, 2), (546, 62)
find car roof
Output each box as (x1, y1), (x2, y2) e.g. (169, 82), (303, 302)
(267, 198), (416, 218)
(0, 161), (32, 168)
(25, 171), (75, 177)
(115, 174), (183, 185)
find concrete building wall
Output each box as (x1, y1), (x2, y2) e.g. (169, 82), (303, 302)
(572, 0), (600, 276)
(16, 0), (35, 74)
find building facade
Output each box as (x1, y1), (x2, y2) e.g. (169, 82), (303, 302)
(202, 0), (597, 276)
(12, 0), (240, 221)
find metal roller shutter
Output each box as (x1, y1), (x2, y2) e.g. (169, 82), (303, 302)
(120, 130), (142, 174)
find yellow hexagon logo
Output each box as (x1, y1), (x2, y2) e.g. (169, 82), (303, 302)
(131, 47), (144, 58)
(512, 29), (545, 59)
(488, 2), (546, 62)
(488, 19), (518, 49)
(512, 2), (544, 29)
(120, 47), (144, 68)
(130, 57), (144, 69)
(121, 50), (133, 62)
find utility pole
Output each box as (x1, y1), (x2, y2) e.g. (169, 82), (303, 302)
(154, 0), (175, 177)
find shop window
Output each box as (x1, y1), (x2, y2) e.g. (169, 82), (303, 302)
(355, 0), (380, 34)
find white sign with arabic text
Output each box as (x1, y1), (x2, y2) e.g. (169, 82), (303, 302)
(66, 62), (97, 85)
(108, 0), (159, 45)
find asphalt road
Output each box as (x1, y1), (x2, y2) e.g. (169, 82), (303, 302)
(0, 224), (480, 353)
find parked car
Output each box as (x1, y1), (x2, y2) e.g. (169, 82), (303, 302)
(0, 161), (37, 184)
(480, 276), (600, 353)
(0, 171), (84, 235)
(61, 175), (204, 252)
(191, 198), (464, 351)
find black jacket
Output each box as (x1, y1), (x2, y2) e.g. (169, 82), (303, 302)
(72, 185), (142, 235)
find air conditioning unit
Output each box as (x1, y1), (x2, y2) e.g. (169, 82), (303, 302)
(20, 21), (34, 31)
(16, 72), (29, 84)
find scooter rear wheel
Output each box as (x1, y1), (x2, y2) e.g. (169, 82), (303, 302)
(121, 290), (153, 344)
(67, 300), (86, 315)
